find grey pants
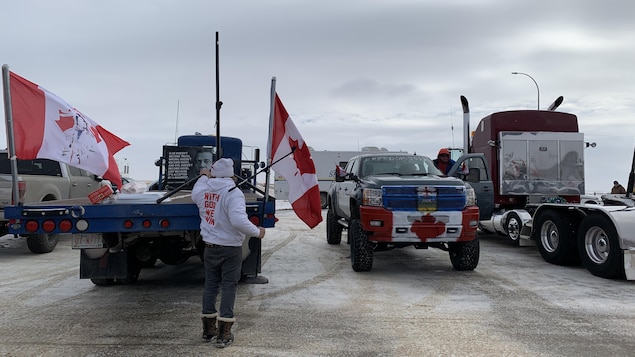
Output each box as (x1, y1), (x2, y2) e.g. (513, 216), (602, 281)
(202, 245), (242, 318)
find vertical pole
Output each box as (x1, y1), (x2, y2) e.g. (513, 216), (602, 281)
(264, 77), (276, 203)
(626, 147), (635, 198)
(2, 65), (20, 206)
(214, 32), (222, 161)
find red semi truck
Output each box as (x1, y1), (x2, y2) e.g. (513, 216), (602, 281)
(449, 96), (635, 280)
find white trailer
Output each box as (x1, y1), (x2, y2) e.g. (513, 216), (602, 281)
(274, 149), (403, 208)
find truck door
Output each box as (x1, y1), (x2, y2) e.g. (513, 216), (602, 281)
(68, 165), (98, 197)
(336, 158), (358, 218)
(450, 154), (494, 220)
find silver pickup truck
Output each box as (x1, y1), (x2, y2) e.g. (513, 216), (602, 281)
(0, 151), (108, 253)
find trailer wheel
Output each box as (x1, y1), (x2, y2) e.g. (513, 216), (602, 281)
(326, 208), (343, 244)
(449, 238), (480, 271)
(320, 192), (328, 209)
(25, 234), (59, 254)
(504, 212), (522, 246)
(349, 219), (373, 272)
(577, 214), (624, 279)
(133, 243), (159, 268)
(534, 210), (578, 265)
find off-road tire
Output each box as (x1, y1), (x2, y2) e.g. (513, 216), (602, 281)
(577, 214), (624, 279)
(534, 209), (578, 265)
(326, 208), (343, 244)
(449, 238), (480, 271)
(25, 234), (59, 254)
(349, 219), (373, 272)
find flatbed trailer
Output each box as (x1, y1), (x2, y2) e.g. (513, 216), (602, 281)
(5, 188), (275, 285)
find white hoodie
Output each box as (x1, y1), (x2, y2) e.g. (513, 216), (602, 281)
(192, 176), (260, 247)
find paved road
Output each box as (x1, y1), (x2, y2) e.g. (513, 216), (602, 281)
(2, 209), (635, 356)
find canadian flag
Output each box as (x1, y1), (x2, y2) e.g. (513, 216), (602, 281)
(8, 71), (129, 189)
(269, 93), (322, 228)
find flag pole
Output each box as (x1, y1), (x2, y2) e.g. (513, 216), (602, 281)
(1, 64), (20, 206)
(264, 76), (277, 202)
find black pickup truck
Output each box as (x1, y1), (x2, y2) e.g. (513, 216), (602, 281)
(326, 153), (480, 272)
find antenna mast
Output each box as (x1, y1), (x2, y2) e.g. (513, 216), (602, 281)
(173, 100), (180, 144)
(214, 31), (222, 161)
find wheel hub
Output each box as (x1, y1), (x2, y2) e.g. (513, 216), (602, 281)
(541, 221), (559, 253)
(585, 227), (609, 264)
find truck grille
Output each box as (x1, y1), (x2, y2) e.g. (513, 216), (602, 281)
(382, 185), (466, 211)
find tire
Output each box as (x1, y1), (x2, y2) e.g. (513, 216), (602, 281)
(320, 192), (328, 209)
(25, 234), (59, 254)
(504, 212), (522, 246)
(326, 208), (343, 244)
(577, 214), (624, 279)
(140, 256), (158, 268)
(349, 219), (373, 272)
(132, 243), (159, 268)
(158, 238), (191, 265)
(534, 210), (578, 265)
(449, 238), (480, 271)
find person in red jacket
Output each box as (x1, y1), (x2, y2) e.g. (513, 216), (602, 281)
(432, 148), (456, 175)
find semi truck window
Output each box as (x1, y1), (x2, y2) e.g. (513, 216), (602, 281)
(465, 157), (488, 181)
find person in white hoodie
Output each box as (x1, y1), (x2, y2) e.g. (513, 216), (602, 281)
(192, 158), (265, 348)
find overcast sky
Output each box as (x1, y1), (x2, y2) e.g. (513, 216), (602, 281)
(2, 0), (635, 193)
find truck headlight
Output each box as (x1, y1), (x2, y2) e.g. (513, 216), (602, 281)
(465, 186), (477, 207)
(363, 188), (382, 206)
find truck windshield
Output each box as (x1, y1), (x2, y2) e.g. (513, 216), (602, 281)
(361, 156), (441, 176)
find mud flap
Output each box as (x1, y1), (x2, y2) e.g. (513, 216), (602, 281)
(624, 249), (635, 281)
(80, 248), (128, 279)
(241, 237), (267, 284)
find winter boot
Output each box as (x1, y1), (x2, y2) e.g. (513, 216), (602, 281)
(215, 317), (235, 348)
(201, 313), (217, 342)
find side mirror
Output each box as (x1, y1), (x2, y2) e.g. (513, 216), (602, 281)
(336, 174), (345, 182)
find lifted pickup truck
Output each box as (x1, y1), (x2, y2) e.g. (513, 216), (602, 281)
(0, 151), (108, 253)
(326, 153), (480, 272)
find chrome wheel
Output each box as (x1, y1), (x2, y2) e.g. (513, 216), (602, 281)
(506, 213), (521, 243)
(584, 226), (610, 264)
(540, 220), (559, 253)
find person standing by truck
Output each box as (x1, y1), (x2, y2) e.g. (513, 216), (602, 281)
(192, 158), (266, 348)
(433, 148), (456, 175)
(611, 180), (626, 194)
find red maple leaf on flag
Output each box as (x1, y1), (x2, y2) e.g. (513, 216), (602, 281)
(288, 138), (316, 175)
(55, 110), (102, 143)
(55, 111), (75, 131)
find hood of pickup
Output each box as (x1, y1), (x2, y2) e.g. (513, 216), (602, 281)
(363, 175), (466, 188)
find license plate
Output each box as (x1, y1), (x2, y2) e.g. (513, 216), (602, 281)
(417, 198), (436, 211)
(72, 233), (104, 249)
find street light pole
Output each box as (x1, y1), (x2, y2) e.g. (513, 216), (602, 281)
(511, 72), (539, 110)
